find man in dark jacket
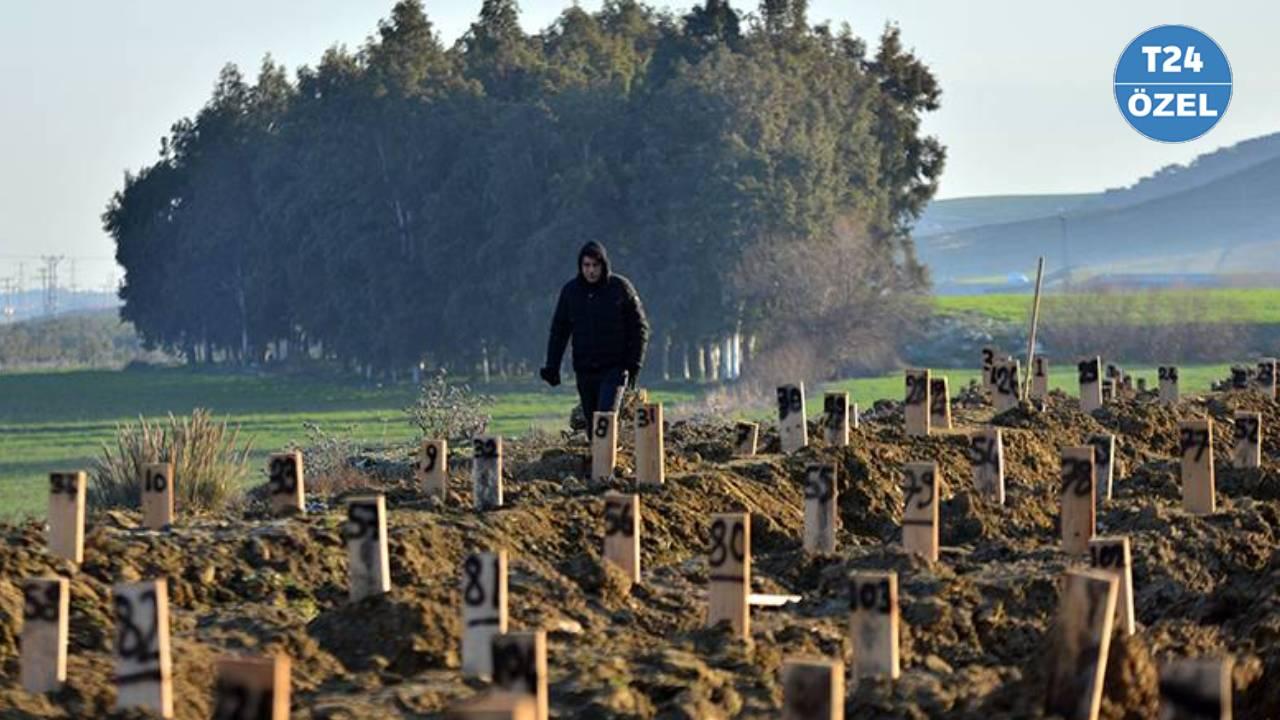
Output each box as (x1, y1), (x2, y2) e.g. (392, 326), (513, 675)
(540, 241), (650, 421)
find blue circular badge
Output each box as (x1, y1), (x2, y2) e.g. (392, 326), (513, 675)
(1114, 25), (1231, 143)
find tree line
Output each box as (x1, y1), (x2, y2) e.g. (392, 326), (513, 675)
(105, 0), (944, 382)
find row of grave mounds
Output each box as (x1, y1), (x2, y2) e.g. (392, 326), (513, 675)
(7, 384), (1280, 716)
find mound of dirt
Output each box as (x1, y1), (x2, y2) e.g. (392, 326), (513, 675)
(4, 386), (1280, 717)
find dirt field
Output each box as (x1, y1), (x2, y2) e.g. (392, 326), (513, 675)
(3, 385), (1279, 718)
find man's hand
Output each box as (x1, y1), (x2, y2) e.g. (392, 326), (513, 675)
(625, 366), (640, 390)
(539, 367), (561, 387)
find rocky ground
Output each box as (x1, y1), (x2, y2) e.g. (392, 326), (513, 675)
(3, 386), (1280, 718)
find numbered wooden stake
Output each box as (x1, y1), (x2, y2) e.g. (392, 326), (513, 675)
(418, 439), (448, 499)
(1159, 657), (1232, 720)
(47, 471), (85, 563)
(781, 658), (844, 720)
(803, 464), (838, 554)
(707, 512), (750, 638)
(847, 571), (900, 679)
(462, 551), (508, 678)
(635, 403), (665, 486)
(1088, 434), (1116, 504)
(447, 692), (537, 720)
(1061, 447), (1096, 556)
(141, 462), (174, 530)
(1256, 358), (1277, 398)
(472, 436), (504, 510)
(21, 577), (69, 693)
(1101, 379), (1115, 404)
(492, 631), (548, 720)
(1233, 411), (1261, 469)
(113, 579), (173, 718)
(267, 451), (305, 514)
(1088, 536), (1136, 636)
(981, 346), (998, 396)
(901, 462), (939, 562)
(1078, 356), (1103, 413)
(929, 378), (952, 430)
(1044, 569), (1118, 720)
(777, 383), (808, 453)
(1031, 356), (1050, 400)
(591, 411), (618, 482)
(1158, 366), (1179, 404)
(904, 369), (931, 437)
(603, 493), (640, 583)
(1179, 419), (1215, 515)
(822, 392), (850, 446)
(343, 495), (390, 602)
(212, 654), (291, 720)
(1230, 366), (1249, 391)
(992, 359), (1021, 412)
(968, 428), (1005, 505)
(734, 422), (759, 457)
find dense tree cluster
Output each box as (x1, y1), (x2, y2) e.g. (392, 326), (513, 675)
(105, 0), (943, 381)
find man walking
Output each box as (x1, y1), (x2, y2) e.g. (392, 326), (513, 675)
(540, 241), (650, 424)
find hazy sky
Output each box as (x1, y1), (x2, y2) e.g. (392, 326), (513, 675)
(2, 0), (1277, 286)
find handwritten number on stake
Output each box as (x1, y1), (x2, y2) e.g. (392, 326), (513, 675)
(804, 466), (834, 503)
(1062, 458), (1092, 497)
(604, 498), (634, 537)
(23, 582), (59, 622)
(708, 518), (745, 568)
(849, 577), (891, 613)
(115, 590), (160, 664)
(903, 469), (934, 509)
(1180, 428), (1210, 462)
(905, 375), (926, 406)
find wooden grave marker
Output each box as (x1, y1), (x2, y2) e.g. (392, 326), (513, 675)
(141, 462), (175, 530)
(803, 463), (838, 554)
(1031, 356), (1050, 400)
(1179, 419), (1215, 515)
(267, 451), (305, 514)
(777, 383), (808, 453)
(904, 369), (931, 437)
(212, 654), (291, 720)
(603, 493), (640, 583)
(707, 512), (750, 638)
(1088, 536), (1136, 636)
(1256, 358), (1277, 398)
(1101, 379), (1115, 404)
(1061, 447), (1096, 555)
(492, 631), (548, 720)
(1078, 356), (1103, 413)
(591, 411), (618, 482)
(635, 403), (665, 486)
(1089, 434), (1116, 504)
(822, 392), (850, 446)
(1044, 569), (1119, 720)
(1233, 412), (1261, 469)
(734, 422), (759, 457)
(981, 346), (998, 397)
(1158, 366), (1180, 404)
(343, 495), (390, 602)
(418, 439), (448, 499)
(113, 579), (173, 718)
(47, 471), (85, 563)
(848, 571), (900, 679)
(1230, 366), (1249, 391)
(1159, 657), (1232, 720)
(781, 658), (844, 720)
(992, 359), (1021, 412)
(929, 378), (952, 430)
(902, 462), (939, 562)
(461, 550), (509, 678)
(472, 436), (504, 510)
(968, 428), (1005, 505)
(20, 577), (69, 693)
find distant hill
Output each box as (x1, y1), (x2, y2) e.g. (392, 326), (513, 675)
(917, 132), (1280, 288)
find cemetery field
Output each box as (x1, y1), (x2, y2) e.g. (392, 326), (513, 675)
(0, 364), (1231, 519)
(935, 288), (1280, 325)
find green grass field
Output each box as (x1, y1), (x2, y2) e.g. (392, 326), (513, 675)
(935, 288), (1280, 326)
(0, 363), (1233, 519)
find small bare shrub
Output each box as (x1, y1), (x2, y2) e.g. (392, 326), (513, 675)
(404, 368), (495, 442)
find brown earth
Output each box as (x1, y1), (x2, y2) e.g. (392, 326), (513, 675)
(3, 388), (1280, 718)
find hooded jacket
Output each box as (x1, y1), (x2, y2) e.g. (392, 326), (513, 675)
(545, 241), (650, 374)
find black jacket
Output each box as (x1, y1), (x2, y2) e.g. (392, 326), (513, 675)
(545, 242), (650, 373)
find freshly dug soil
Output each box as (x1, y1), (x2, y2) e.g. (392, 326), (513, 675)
(3, 388), (1279, 718)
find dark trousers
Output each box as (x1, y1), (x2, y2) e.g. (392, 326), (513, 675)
(576, 366), (627, 419)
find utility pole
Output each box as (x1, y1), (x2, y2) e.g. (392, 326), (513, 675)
(40, 255), (64, 317)
(1, 277), (14, 322)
